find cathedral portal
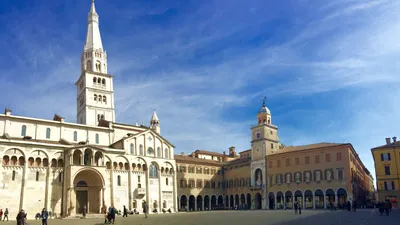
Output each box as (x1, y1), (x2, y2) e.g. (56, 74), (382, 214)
(73, 169), (105, 214)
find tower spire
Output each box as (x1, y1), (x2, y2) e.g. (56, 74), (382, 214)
(262, 96), (266, 107)
(85, 0), (103, 51)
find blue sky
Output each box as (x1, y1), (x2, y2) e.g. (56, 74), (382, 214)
(0, 0), (399, 181)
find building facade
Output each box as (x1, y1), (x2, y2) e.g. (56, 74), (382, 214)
(371, 137), (400, 207)
(176, 99), (373, 210)
(0, 1), (177, 219)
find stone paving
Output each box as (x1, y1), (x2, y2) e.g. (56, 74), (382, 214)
(2, 209), (399, 225)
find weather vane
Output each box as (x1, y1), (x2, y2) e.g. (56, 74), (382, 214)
(263, 96), (266, 106)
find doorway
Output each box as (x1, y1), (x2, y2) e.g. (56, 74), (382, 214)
(76, 190), (88, 214)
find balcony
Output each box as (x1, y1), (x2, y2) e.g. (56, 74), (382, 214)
(134, 188), (146, 198)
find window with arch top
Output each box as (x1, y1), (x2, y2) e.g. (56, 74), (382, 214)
(73, 131), (78, 142)
(164, 148), (169, 159)
(139, 145), (144, 155)
(149, 163), (158, 178)
(102, 78), (106, 86)
(21, 125), (27, 136)
(117, 175), (121, 186)
(46, 128), (51, 139)
(95, 133), (99, 144)
(130, 143), (134, 154)
(87, 60), (92, 71)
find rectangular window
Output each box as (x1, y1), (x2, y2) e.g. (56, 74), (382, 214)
(381, 153), (391, 161)
(256, 133), (260, 139)
(179, 166), (186, 173)
(188, 167), (195, 173)
(205, 180), (211, 188)
(46, 128), (51, 139)
(36, 171), (39, 181)
(285, 159), (290, 166)
(271, 143), (274, 149)
(336, 152), (342, 161)
(385, 181), (394, 190)
(95, 133), (99, 144)
(385, 166), (391, 175)
(315, 155), (320, 163)
(196, 180), (202, 188)
(392, 181), (395, 190)
(305, 156), (310, 164)
(295, 158), (299, 165)
(268, 161), (272, 168)
(58, 172), (62, 183)
(338, 169), (344, 180)
(196, 167), (202, 174)
(12, 170), (16, 181)
(277, 160), (281, 168)
(326, 154), (331, 162)
(138, 176), (141, 183)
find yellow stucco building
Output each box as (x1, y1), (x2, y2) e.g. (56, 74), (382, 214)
(175, 99), (373, 210)
(371, 137), (400, 206)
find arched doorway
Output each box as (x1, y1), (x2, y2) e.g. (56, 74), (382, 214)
(268, 192), (275, 209)
(204, 195), (210, 210)
(315, 189), (324, 208)
(276, 191), (284, 209)
(235, 194), (239, 207)
(230, 195), (234, 208)
(304, 190), (313, 209)
(325, 189), (335, 208)
(285, 191), (293, 209)
(211, 195), (217, 209)
(197, 196), (203, 211)
(73, 169), (104, 214)
(225, 195), (229, 207)
(189, 195), (196, 211)
(337, 188), (347, 208)
(180, 195), (187, 210)
(294, 190), (303, 206)
(218, 195), (223, 205)
(240, 194), (246, 205)
(246, 193), (251, 209)
(255, 193), (262, 209)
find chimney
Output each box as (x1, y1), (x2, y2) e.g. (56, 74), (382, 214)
(181, 152), (184, 156)
(393, 136), (397, 143)
(385, 137), (391, 145)
(4, 108), (11, 116)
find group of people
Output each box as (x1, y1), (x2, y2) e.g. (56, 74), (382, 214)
(0, 208), (9, 221)
(15, 208), (49, 225)
(103, 201), (149, 224)
(377, 200), (393, 216)
(294, 200), (302, 214)
(346, 200), (357, 212)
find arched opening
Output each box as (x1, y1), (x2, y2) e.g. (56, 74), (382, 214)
(204, 195), (210, 210)
(304, 190), (313, 209)
(58, 159), (64, 167)
(285, 191), (293, 209)
(164, 148), (169, 159)
(35, 158), (42, 167)
(2, 155), (9, 166)
(276, 191), (284, 209)
(211, 195), (217, 209)
(102, 78), (105, 86)
(255, 193), (262, 209)
(180, 195), (187, 210)
(225, 195), (229, 207)
(246, 193), (251, 209)
(189, 195), (196, 211)
(337, 188), (347, 209)
(51, 159), (57, 167)
(235, 194), (239, 207)
(84, 149), (93, 166)
(73, 169), (104, 214)
(218, 195), (223, 206)
(294, 190), (303, 207)
(10, 156), (17, 166)
(197, 195), (203, 211)
(94, 152), (103, 166)
(240, 194), (246, 206)
(18, 157), (25, 166)
(325, 189), (335, 208)
(315, 189), (324, 209)
(73, 150), (82, 165)
(87, 60), (92, 71)
(149, 162), (158, 178)
(28, 157), (34, 167)
(268, 192), (275, 209)
(254, 168), (263, 187)
(229, 195), (234, 208)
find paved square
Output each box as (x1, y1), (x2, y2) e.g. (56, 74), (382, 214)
(2, 209), (399, 225)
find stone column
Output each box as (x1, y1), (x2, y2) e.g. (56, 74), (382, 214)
(177, 198), (180, 211)
(110, 164), (115, 206)
(128, 166), (132, 211)
(302, 193), (305, 210)
(173, 172), (178, 212)
(202, 197), (205, 210)
(158, 174), (162, 213)
(44, 166), (51, 209)
(19, 160), (28, 211)
(194, 198), (197, 211)
(313, 193), (316, 209)
(323, 194), (326, 209)
(274, 195), (277, 210)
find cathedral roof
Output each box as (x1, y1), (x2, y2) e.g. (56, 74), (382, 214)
(84, 0), (103, 51)
(258, 97), (270, 114)
(151, 111), (159, 121)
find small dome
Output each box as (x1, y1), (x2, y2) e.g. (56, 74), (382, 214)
(259, 106), (270, 114)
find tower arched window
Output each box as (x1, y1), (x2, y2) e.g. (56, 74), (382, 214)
(21, 125), (27, 136)
(36, 171), (39, 181)
(130, 143), (134, 154)
(117, 175), (121, 186)
(102, 78), (106, 86)
(98, 95), (102, 102)
(97, 77), (101, 84)
(94, 94), (97, 101)
(166, 178), (169, 186)
(73, 131), (78, 142)
(157, 147), (161, 157)
(96, 61), (101, 72)
(46, 128), (51, 139)
(103, 96), (107, 104)
(95, 133), (99, 144)
(86, 60), (92, 71)
(93, 77), (96, 84)
(164, 148), (169, 159)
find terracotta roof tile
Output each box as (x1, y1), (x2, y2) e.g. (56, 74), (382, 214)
(371, 141), (400, 150)
(194, 150), (224, 157)
(174, 155), (222, 166)
(270, 142), (348, 155)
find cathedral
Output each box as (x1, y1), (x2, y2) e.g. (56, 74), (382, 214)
(0, 1), (177, 218)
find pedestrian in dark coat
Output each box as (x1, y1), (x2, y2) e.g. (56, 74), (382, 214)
(294, 201), (298, 214)
(16, 210), (25, 225)
(143, 201), (149, 218)
(123, 205), (128, 217)
(347, 201), (351, 211)
(378, 202), (385, 216)
(41, 208), (49, 225)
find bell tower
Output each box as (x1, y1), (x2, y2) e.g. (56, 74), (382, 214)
(76, 0), (115, 125)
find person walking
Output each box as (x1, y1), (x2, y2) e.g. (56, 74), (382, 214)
(352, 200), (357, 212)
(378, 202), (385, 216)
(82, 205), (87, 219)
(3, 208), (8, 221)
(298, 202), (302, 214)
(347, 201), (351, 212)
(0, 209), (3, 221)
(294, 201), (298, 214)
(109, 206), (116, 224)
(41, 208), (49, 225)
(16, 210), (25, 225)
(143, 201), (149, 219)
(122, 205), (128, 217)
